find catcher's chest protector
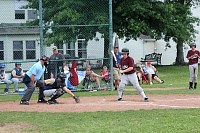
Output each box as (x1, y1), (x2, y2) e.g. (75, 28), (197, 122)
(69, 61), (79, 86)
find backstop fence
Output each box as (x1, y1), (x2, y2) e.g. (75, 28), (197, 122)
(0, 0), (113, 93)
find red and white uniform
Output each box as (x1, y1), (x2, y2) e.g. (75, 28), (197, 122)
(118, 56), (147, 99)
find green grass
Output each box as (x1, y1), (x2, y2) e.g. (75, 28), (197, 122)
(1, 65), (200, 133)
(1, 109), (200, 133)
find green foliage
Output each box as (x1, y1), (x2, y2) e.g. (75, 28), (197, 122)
(113, 0), (200, 43)
(26, 0), (109, 45)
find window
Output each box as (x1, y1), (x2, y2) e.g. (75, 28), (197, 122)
(66, 42), (75, 57)
(28, 10), (37, 20)
(0, 41), (4, 60)
(13, 41), (23, 60)
(15, 10), (25, 19)
(26, 41), (36, 59)
(78, 39), (87, 58)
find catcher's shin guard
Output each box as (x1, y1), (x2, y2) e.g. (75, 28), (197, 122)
(49, 88), (65, 100)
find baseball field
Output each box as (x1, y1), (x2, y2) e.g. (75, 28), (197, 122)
(1, 65), (200, 133)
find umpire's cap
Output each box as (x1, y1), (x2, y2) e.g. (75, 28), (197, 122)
(40, 55), (49, 61)
(121, 48), (129, 55)
(190, 42), (196, 48)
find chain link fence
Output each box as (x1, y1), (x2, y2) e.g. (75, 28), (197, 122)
(0, 0), (112, 93)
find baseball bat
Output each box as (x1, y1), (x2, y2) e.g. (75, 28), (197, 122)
(111, 50), (117, 62)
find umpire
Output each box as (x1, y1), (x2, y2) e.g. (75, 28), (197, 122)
(20, 56), (49, 105)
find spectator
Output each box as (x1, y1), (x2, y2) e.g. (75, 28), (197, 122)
(49, 46), (65, 78)
(100, 66), (110, 83)
(82, 65), (103, 89)
(143, 61), (164, 85)
(11, 62), (25, 92)
(137, 64), (147, 85)
(113, 46), (121, 90)
(186, 42), (200, 89)
(20, 55), (49, 105)
(0, 64), (12, 94)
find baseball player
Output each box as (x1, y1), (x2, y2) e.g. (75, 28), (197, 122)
(186, 42), (200, 89)
(118, 48), (148, 102)
(43, 72), (80, 104)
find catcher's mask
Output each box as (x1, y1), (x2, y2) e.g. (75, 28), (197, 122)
(57, 72), (66, 82)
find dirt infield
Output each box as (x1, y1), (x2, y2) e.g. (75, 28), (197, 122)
(0, 94), (200, 112)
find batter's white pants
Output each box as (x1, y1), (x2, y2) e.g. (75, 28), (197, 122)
(118, 72), (147, 99)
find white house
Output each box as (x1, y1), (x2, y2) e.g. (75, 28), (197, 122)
(0, 0), (200, 71)
(0, 0), (104, 71)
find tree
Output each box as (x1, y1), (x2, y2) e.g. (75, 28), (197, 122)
(26, 0), (110, 60)
(113, 0), (200, 65)
(27, 0), (200, 65)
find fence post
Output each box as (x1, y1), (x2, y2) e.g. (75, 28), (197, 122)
(109, 0), (114, 90)
(39, 0), (44, 56)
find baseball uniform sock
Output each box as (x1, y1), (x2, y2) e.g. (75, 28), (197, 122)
(140, 91), (147, 98)
(189, 82), (193, 89)
(194, 83), (197, 89)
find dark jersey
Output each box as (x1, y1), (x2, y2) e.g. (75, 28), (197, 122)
(120, 56), (136, 74)
(186, 50), (200, 65)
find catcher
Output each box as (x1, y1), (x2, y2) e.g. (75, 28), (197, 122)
(43, 72), (80, 104)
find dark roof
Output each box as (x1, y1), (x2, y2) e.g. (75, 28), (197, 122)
(0, 23), (39, 35)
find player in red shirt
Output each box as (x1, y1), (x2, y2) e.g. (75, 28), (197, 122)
(186, 42), (200, 89)
(118, 48), (148, 102)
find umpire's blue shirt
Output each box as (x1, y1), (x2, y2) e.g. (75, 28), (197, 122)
(26, 61), (45, 81)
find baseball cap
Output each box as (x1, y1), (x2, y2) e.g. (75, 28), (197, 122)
(114, 46), (119, 48)
(40, 55), (49, 61)
(52, 46), (58, 50)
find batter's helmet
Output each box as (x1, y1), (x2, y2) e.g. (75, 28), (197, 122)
(121, 48), (129, 55)
(190, 42), (196, 48)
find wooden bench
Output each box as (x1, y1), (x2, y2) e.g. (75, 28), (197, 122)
(141, 52), (162, 65)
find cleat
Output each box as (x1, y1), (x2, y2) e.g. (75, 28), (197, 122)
(160, 80), (164, 84)
(118, 98), (122, 101)
(20, 100), (29, 105)
(52, 99), (59, 104)
(189, 87), (193, 90)
(144, 97), (149, 102)
(47, 100), (57, 104)
(4, 88), (8, 94)
(37, 98), (47, 103)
